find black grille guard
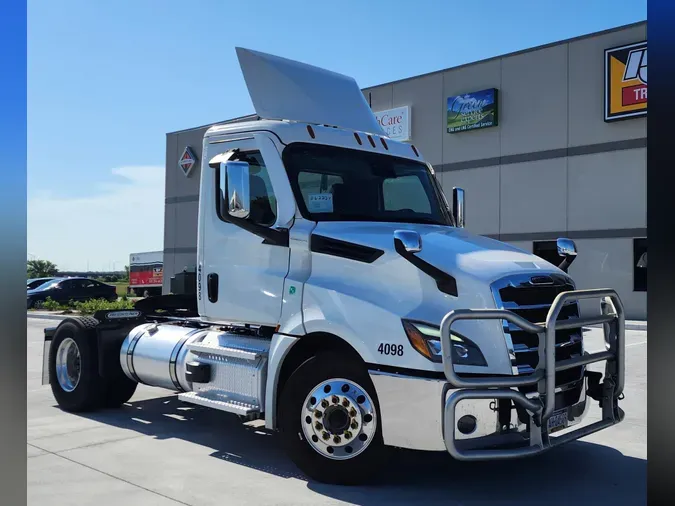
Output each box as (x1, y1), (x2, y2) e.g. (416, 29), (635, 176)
(440, 288), (625, 461)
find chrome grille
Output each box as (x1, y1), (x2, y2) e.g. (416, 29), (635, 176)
(491, 273), (584, 393)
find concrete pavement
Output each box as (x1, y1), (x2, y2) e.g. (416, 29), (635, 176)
(27, 318), (646, 505)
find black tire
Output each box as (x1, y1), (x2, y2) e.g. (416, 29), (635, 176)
(102, 377), (138, 408)
(49, 318), (104, 412)
(278, 351), (386, 485)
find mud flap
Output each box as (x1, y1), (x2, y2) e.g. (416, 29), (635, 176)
(41, 326), (57, 385)
(42, 339), (51, 385)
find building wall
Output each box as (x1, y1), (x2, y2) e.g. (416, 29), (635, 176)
(165, 22), (647, 318)
(163, 124), (209, 293)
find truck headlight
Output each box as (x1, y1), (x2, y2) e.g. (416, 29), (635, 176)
(402, 320), (487, 366)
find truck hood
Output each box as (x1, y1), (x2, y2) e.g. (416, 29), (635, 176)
(313, 222), (564, 285)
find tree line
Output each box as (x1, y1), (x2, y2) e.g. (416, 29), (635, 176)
(27, 259), (130, 282)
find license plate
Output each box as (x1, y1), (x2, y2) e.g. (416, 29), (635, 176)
(547, 409), (568, 433)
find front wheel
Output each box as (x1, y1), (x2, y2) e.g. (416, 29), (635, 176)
(278, 352), (385, 485)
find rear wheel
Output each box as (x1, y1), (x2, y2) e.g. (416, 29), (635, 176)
(278, 352), (385, 485)
(49, 319), (104, 412)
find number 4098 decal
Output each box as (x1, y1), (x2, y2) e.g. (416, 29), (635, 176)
(377, 343), (404, 356)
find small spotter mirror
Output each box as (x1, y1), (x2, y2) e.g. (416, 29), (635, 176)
(556, 238), (577, 273)
(394, 230), (422, 253)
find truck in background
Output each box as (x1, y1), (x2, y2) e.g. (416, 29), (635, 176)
(128, 251), (163, 297)
(41, 48), (626, 485)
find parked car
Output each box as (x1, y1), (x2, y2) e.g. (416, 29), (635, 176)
(27, 277), (56, 290)
(27, 277), (117, 309)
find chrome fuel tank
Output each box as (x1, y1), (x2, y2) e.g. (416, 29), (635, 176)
(120, 323), (205, 391)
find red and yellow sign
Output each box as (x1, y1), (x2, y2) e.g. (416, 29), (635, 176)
(604, 41), (647, 122)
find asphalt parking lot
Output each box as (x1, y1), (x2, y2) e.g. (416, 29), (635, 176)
(27, 317), (646, 506)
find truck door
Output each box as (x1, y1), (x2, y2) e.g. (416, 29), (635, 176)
(199, 134), (294, 326)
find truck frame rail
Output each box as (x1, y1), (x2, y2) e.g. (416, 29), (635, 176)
(440, 288), (625, 460)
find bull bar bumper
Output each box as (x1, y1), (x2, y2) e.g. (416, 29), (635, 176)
(441, 288), (625, 461)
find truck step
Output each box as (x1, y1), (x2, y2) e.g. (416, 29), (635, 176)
(178, 391), (261, 416)
(186, 342), (264, 361)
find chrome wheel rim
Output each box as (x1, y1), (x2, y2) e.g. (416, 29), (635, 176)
(55, 338), (81, 392)
(301, 378), (377, 460)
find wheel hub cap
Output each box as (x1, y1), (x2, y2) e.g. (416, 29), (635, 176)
(301, 378), (377, 460)
(323, 405), (350, 433)
(55, 337), (81, 392)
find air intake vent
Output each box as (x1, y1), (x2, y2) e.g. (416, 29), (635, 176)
(310, 235), (384, 263)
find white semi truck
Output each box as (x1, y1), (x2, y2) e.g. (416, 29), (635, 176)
(42, 48), (625, 485)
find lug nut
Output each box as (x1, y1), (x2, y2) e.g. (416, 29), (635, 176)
(322, 431), (330, 440)
(349, 408), (357, 417)
(332, 396), (339, 404)
(342, 399), (350, 407)
(321, 400), (329, 408)
(344, 431), (352, 439)
(333, 435), (341, 444)
(351, 421), (358, 430)
(315, 422), (323, 431)
(314, 410), (322, 418)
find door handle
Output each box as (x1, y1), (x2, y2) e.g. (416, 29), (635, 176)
(207, 273), (219, 303)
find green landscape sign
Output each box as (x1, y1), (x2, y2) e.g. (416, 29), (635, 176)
(447, 88), (498, 133)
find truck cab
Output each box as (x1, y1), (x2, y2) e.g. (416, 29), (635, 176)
(42, 47), (626, 486)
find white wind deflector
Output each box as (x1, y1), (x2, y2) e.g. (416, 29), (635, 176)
(235, 47), (385, 136)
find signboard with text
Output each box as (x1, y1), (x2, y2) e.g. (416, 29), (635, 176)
(129, 251), (163, 288)
(374, 106), (411, 141)
(604, 41), (647, 122)
(447, 88), (498, 133)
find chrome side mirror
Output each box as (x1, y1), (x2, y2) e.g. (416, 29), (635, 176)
(452, 187), (465, 228)
(556, 238), (577, 273)
(220, 161), (250, 219)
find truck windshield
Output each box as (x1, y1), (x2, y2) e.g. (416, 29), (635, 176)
(282, 143), (454, 226)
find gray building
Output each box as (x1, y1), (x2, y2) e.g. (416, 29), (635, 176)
(164, 21), (647, 318)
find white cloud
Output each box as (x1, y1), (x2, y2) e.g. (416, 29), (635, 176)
(28, 166), (165, 271)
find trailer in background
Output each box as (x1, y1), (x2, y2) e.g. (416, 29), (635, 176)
(129, 251), (163, 297)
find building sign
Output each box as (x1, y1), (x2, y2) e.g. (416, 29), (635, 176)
(374, 106), (411, 141)
(604, 41), (647, 122)
(179, 146), (197, 177)
(447, 88), (498, 133)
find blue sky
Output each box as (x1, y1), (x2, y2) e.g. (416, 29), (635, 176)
(27, 0), (646, 270)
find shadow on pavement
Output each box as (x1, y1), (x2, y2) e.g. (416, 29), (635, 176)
(67, 394), (645, 506)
